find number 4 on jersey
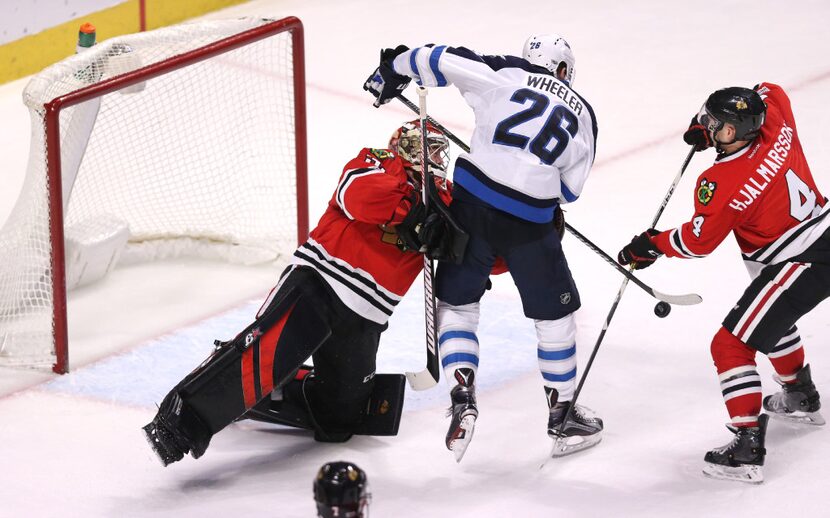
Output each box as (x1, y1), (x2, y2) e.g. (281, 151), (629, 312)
(785, 169), (818, 222)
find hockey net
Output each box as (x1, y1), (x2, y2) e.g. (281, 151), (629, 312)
(0, 17), (307, 373)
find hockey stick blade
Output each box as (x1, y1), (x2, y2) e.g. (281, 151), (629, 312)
(405, 368), (439, 390)
(650, 289), (702, 306)
(564, 223), (702, 306)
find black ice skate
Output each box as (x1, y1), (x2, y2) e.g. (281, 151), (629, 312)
(763, 364), (825, 426)
(142, 392), (211, 467)
(445, 368), (478, 463)
(546, 388), (603, 458)
(702, 413), (768, 484)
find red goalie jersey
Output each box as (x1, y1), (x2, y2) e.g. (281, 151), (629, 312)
(291, 147), (451, 325)
(653, 83), (829, 273)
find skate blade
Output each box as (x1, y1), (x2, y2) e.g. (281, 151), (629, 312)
(768, 410), (825, 426)
(142, 423), (171, 467)
(549, 431), (603, 458)
(702, 462), (763, 484)
(448, 415), (476, 463)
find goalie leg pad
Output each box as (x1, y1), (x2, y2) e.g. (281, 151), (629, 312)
(145, 268), (333, 464)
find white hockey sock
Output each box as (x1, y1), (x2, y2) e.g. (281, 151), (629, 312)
(536, 314), (577, 402)
(437, 300), (481, 387)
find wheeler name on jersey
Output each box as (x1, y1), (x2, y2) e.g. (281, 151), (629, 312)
(526, 75), (584, 115)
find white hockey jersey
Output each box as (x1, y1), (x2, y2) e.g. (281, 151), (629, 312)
(392, 45), (598, 223)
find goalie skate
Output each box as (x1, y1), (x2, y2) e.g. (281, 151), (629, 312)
(702, 414), (767, 485)
(763, 364), (824, 426)
(445, 369), (478, 463)
(547, 401), (603, 458)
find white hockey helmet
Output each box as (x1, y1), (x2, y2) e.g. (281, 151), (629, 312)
(522, 34), (576, 85)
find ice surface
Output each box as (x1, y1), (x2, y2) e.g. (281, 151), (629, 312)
(1, 0), (829, 516)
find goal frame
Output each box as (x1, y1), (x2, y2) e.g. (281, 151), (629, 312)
(40, 17), (308, 374)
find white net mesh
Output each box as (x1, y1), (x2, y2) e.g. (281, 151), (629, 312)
(0, 18), (301, 368)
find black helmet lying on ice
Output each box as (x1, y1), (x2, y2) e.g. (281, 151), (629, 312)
(698, 87), (766, 142)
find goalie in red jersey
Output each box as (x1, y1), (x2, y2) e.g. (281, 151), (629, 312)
(142, 120), (463, 466)
(617, 83), (829, 484)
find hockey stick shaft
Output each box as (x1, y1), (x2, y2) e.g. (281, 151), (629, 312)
(404, 87), (441, 391)
(556, 146), (697, 437)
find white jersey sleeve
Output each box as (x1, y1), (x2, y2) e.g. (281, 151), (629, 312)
(392, 45), (598, 223)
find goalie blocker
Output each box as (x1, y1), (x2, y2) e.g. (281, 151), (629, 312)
(143, 266), (400, 466)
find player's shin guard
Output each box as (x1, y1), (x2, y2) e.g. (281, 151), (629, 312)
(536, 315), (577, 402)
(711, 327), (762, 427)
(437, 301), (481, 383)
(767, 327), (805, 380)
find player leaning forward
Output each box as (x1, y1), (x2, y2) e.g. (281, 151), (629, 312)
(142, 120), (454, 465)
(365, 35), (602, 460)
(618, 83), (828, 483)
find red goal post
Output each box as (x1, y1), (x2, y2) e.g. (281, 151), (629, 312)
(0, 17), (308, 374)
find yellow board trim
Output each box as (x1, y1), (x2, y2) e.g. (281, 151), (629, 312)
(0, 1), (140, 84)
(144, 0), (248, 30)
(0, 0), (247, 85)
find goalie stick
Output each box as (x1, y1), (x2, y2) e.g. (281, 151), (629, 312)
(394, 94), (701, 306)
(545, 146), (698, 463)
(404, 87), (441, 391)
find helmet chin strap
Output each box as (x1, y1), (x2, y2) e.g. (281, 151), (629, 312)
(711, 128), (737, 154)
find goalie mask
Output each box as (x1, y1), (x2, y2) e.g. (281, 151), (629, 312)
(389, 120), (450, 182)
(314, 461), (371, 518)
(522, 34), (576, 86)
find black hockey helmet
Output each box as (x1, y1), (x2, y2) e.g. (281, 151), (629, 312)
(698, 87), (766, 142)
(313, 461), (370, 518)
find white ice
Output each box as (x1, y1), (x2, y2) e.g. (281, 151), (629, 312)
(1, 0), (829, 516)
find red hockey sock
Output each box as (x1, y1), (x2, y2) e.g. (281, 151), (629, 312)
(711, 327), (761, 427)
(769, 346), (805, 384)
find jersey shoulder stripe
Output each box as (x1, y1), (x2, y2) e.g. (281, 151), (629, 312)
(445, 46), (537, 73)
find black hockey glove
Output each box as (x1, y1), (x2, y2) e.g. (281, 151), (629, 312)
(617, 229), (663, 270)
(553, 206), (566, 241)
(364, 46), (411, 108)
(683, 115), (713, 152)
(395, 192), (426, 252)
(419, 212), (450, 260)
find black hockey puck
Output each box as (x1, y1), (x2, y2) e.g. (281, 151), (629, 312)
(654, 301), (671, 318)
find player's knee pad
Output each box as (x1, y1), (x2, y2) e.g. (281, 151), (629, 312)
(175, 283), (332, 435)
(711, 326), (757, 374)
(535, 313), (576, 346)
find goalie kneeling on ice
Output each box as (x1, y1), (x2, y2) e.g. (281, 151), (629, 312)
(64, 215), (130, 290)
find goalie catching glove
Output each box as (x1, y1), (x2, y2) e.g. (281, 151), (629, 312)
(395, 191), (447, 258)
(364, 45), (411, 108)
(617, 229), (663, 270)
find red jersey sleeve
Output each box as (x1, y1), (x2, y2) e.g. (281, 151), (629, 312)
(652, 171), (743, 259)
(334, 148), (415, 225)
(756, 83), (794, 128)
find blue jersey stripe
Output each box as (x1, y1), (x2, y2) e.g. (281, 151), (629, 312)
(409, 48), (422, 85)
(429, 45), (448, 86)
(454, 163), (557, 223)
(441, 352), (480, 367)
(439, 330), (478, 345)
(537, 345), (576, 361)
(560, 181), (579, 202)
(542, 368), (577, 382)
